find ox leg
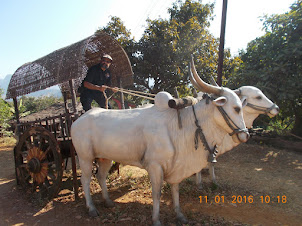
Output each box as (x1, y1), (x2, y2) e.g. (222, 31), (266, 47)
(195, 171), (203, 190)
(171, 183), (188, 224)
(95, 158), (115, 208)
(79, 158), (99, 217)
(147, 163), (163, 226)
(209, 163), (217, 185)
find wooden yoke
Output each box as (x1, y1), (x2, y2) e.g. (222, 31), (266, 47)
(168, 97), (197, 110)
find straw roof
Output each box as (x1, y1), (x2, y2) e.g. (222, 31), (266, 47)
(6, 32), (133, 99)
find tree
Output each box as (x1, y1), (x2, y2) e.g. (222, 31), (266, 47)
(0, 88), (13, 136)
(20, 95), (62, 114)
(98, 16), (137, 68)
(134, 0), (219, 95)
(229, 1), (302, 136)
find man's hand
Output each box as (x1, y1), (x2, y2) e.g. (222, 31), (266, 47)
(99, 85), (107, 92)
(111, 87), (119, 93)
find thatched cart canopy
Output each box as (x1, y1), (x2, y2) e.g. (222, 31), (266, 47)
(6, 32), (133, 99)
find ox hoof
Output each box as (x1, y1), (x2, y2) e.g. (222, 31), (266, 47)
(153, 220), (161, 226)
(210, 182), (218, 190)
(176, 214), (188, 224)
(104, 199), (115, 208)
(197, 183), (203, 191)
(89, 209), (99, 217)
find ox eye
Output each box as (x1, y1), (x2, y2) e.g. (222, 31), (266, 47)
(256, 96), (262, 100)
(234, 107), (240, 113)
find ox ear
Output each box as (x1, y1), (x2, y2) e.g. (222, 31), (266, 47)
(241, 96), (247, 107)
(212, 96), (227, 107)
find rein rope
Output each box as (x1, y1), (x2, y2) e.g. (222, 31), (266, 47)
(102, 86), (155, 109)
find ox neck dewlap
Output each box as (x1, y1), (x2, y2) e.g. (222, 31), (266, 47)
(192, 104), (218, 163)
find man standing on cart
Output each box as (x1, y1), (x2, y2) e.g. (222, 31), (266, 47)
(79, 54), (118, 111)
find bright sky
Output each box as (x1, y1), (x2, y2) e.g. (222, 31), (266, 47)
(0, 0), (294, 79)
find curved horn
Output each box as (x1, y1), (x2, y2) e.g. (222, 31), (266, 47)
(190, 55), (223, 95)
(189, 67), (203, 90)
(209, 75), (219, 87)
(233, 89), (242, 96)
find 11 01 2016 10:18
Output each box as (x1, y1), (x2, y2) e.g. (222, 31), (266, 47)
(199, 195), (287, 204)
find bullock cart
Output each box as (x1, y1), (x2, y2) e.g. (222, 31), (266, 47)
(6, 32), (133, 200)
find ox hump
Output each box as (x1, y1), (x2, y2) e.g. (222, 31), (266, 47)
(154, 91), (174, 110)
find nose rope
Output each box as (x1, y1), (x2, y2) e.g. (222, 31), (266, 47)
(246, 103), (278, 114)
(216, 106), (249, 136)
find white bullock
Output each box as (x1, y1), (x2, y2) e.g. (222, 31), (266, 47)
(71, 58), (249, 225)
(190, 83), (279, 188)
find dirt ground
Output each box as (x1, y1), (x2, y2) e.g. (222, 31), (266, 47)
(0, 137), (301, 226)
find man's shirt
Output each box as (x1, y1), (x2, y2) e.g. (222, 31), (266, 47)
(79, 63), (111, 94)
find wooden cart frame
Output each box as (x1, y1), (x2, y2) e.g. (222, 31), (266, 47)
(6, 32), (133, 200)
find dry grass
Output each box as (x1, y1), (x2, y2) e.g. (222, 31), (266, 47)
(0, 137), (16, 148)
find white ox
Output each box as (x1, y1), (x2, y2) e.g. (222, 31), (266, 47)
(71, 59), (250, 225)
(194, 86), (279, 188)
(189, 73), (280, 188)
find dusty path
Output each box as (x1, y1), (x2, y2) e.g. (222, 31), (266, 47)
(0, 141), (301, 225)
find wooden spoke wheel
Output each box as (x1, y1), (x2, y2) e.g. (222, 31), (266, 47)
(15, 126), (63, 200)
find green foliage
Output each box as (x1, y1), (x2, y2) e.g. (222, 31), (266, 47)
(97, 16), (137, 68)
(1, 93), (62, 136)
(97, 1), (237, 103)
(228, 1), (302, 136)
(0, 88), (13, 136)
(20, 95), (62, 114)
(134, 0), (219, 95)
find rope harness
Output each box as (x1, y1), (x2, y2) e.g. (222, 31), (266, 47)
(192, 93), (248, 163)
(246, 103), (278, 114)
(203, 94), (248, 136)
(236, 88), (277, 115)
(192, 104), (218, 163)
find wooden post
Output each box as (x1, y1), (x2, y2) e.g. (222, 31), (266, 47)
(217, 0), (228, 86)
(62, 92), (69, 114)
(13, 97), (20, 124)
(118, 77), (125, 109)
(13, 97), (20, 135)
(69, 80), (78, 119)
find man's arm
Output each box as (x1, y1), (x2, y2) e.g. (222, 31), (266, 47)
(83, 81), (106, 92)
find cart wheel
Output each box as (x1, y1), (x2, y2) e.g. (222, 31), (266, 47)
(15, 126), (63, 200)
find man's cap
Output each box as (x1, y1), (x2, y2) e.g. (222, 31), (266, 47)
(102, 54), (113, 62)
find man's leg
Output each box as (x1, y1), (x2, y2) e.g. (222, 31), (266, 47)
(80, 94), (93, 112)
(94, 94), (108, 109)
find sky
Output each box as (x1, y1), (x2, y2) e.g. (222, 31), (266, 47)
(0, 0), (295, 79)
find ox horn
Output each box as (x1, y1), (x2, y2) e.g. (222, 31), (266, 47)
(190, 55), (223, 95)
(189, 67), (203, 91)
(209, 75), (219, 87)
